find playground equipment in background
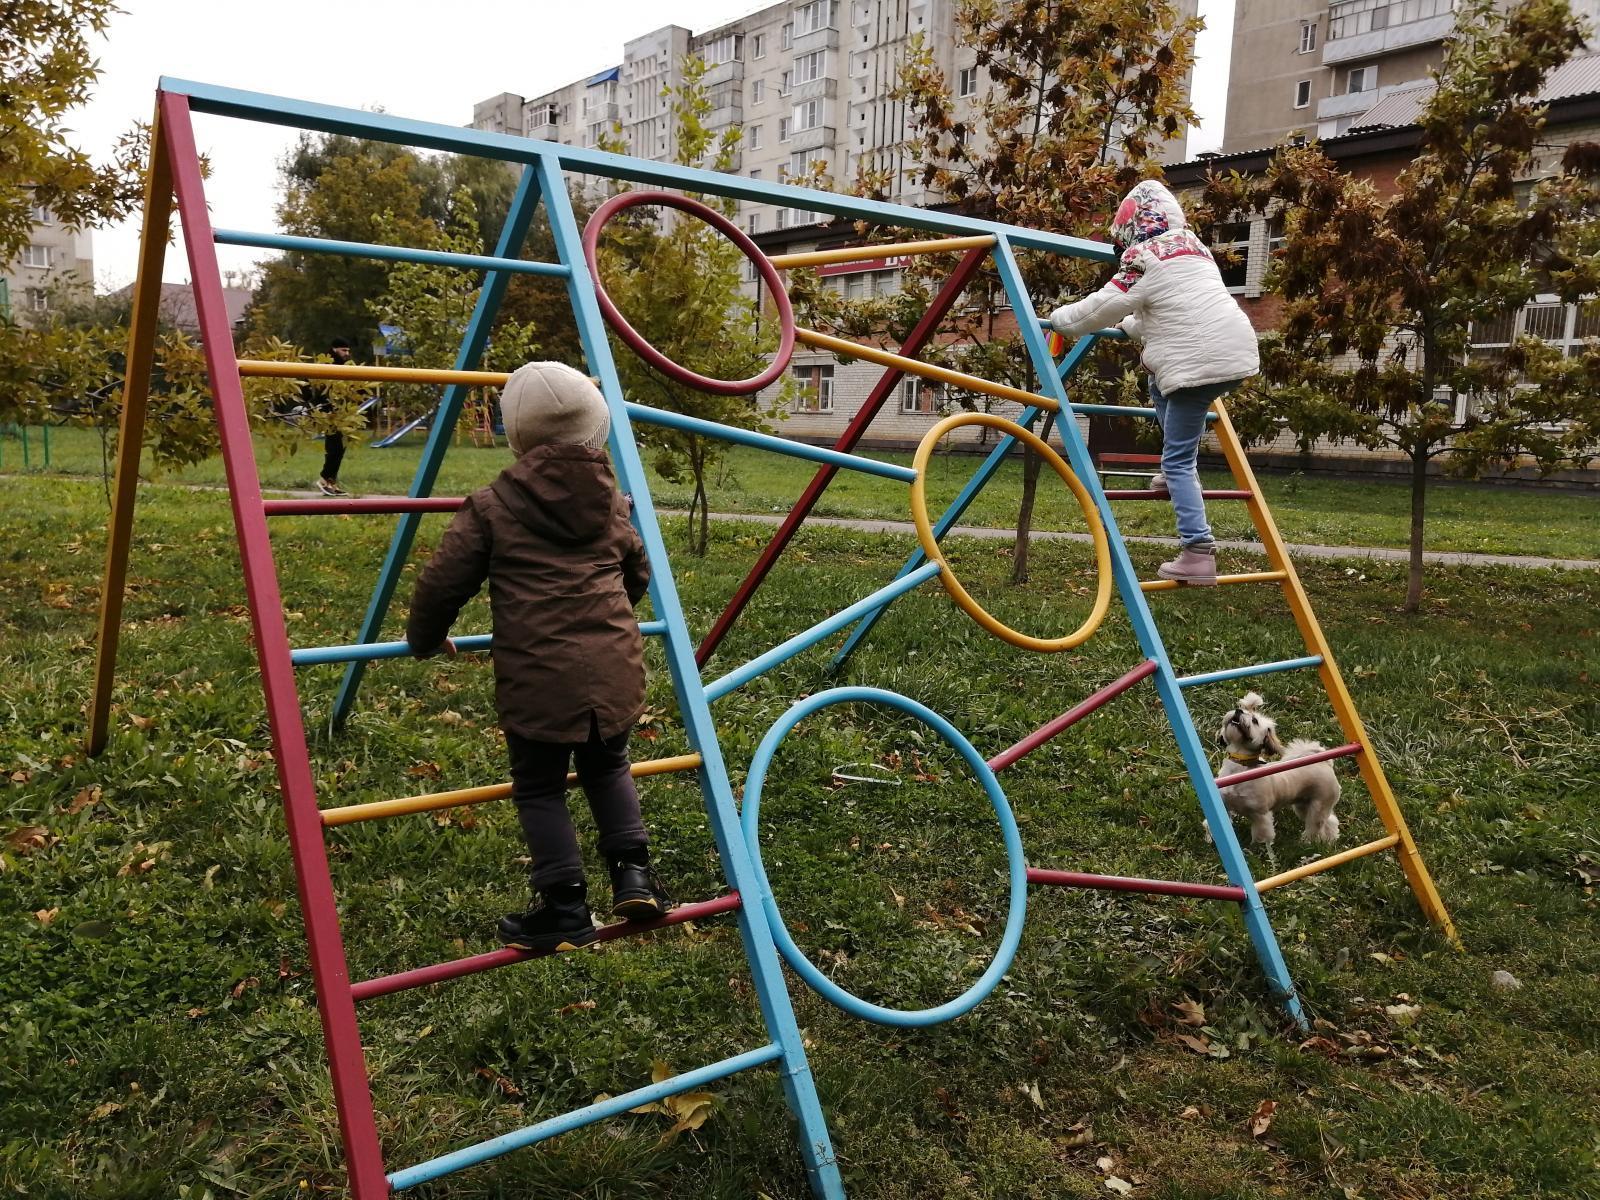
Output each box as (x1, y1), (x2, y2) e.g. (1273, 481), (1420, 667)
(89, 79), (1454, 1199)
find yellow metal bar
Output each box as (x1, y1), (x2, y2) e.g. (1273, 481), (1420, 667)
(236, 360), (511, 388)
(770, 235), (996, 270)
(88, 108), (174, 756)
(793, 327), (1059, 412)
(1210, 403), (1457, 940)
(1254, 835), (1400, 893)
(319, 753), (703, 827)
(1140, 570), (1288, 593)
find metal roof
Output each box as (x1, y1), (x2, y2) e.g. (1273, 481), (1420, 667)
(586, 66), (621, 86)
(1351, 51), (1600, 130)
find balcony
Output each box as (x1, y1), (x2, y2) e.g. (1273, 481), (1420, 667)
(789, 124), (837, 152)
(585, 101), (619, 123)
(526, 121), (559, 141)
(792, 75), (838, 103)
(1323, 11), (1454, 64)
(1315, 89), (1379, 122)
(708, 100), (744, 129)
(704, 59), (745, 88)
(793, 25), (840, 53)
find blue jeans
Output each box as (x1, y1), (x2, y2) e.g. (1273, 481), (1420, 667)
(1150, 378), (1244, 548)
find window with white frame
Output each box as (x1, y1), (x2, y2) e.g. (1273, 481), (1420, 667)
(788, 149), (828, 178)
(792, 364), (834, 411)
(873, 268), (899, 295)
(1212, 221), (1251, 291)
(1329, 0), (1455, 40)
(958, 67), (978, 97)
(752, 78), (765, 103)
(781, 22), (794, 48)
(900, 378), (944, 414)
(30, 202), (52, 223)
(795, 0), (835, 35)
(22, 245), (51, 269)
(702, 34), (742, 65)
(28, 287), (49, 312)
(753, 32), (766, 58)
(793, 98), (823, 130)
(776, 208), (788, 230)
(1298, 21), (1317, 52)
(750, 124), (764, 149)
(1346, 65), (1374, 94)
(1294, 79), (1312, 109)
(796, 49), (827, 83)
(843, 271), (868, 300)
(781, 69), (794, 94)
(750, 168), (763, 179)
(779, 116), (792, 140)
(528, 102), (559, 128)
(749, 212), (763, 234)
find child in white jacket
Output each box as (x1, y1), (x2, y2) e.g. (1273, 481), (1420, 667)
(1049, 179), (1260, 585)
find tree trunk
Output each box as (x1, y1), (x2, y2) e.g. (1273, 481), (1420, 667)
(1405, 445), (1428, 613)
(691, 440), (710, 557)
(1010, 412), (1056, 585)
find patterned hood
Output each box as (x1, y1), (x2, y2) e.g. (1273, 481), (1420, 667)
(1110, 179), (1188, 248)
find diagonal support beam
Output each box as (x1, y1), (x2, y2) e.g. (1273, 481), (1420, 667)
(695, 244), (990, 666)
(88, 103), (173, 756)
(330, 165), (546, 727)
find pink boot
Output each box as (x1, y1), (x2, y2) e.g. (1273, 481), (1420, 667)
(1157, 543), (1217, 585)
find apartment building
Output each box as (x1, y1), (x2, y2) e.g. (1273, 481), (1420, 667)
(1222, 0), (1600, 154)
(2, 199), (93, 323)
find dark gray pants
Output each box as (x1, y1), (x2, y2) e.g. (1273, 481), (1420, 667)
(506, 720), (647, 892)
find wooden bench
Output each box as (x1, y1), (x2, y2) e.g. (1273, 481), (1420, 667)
(1095, 451), (1161, 479)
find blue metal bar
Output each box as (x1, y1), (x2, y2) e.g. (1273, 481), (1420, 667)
(292, 634), (491, 666)
(706, 562), (942, 702)
(535, 156), (844, 1197)
(291, 622), (669, 667)
(1176, 655), (1324, 690)
(212, 228), (569, 277)
(162, 77), (1114, 264)
(827, 333), (1105, 673)
(989, 233), (1305, 1027)
(387, 1043), (783, 1190)
(331, 166), (545, 727)
(624, 402), (917, 483)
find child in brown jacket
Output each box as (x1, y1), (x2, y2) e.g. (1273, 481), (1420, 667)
(406, 361), (670, 951)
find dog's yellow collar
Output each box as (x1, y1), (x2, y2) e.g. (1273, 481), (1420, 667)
(1227, 751), (1263, 764)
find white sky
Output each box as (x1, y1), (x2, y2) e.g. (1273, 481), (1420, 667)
(75, 0), (1233, 291)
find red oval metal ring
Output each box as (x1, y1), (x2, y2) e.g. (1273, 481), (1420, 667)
(581, 190), (797, 396)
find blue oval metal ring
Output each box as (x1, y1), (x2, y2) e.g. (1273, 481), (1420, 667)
(739, 686), (1029, 1027)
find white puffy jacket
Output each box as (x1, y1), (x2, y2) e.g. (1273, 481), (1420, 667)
(1049, 180), (1259, 394)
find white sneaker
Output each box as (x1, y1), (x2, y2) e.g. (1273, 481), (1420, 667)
(1148, 472), (1168, 494)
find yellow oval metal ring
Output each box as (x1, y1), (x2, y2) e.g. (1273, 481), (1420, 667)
(911, 412), (1112, 652)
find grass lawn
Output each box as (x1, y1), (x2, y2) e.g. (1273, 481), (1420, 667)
(8, 424), (1600, 561)
(2, 471), (1599, 1198)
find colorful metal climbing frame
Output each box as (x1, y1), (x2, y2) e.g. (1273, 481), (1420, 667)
(89, 78), (1454, 1198)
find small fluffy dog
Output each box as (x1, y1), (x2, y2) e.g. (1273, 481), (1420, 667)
(1216, 692), (1340, 846)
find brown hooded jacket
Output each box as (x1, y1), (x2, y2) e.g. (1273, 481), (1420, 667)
(405, 445), (651, 742)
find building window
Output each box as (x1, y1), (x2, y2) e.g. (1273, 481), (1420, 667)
(1329, 0), (1456, 41)
(1298, 21), (1317, 53)
(1347, 66), (1374, 94)
(792, 364), (834, 412)
(781, 69), (794, 95)
(793, 98), (823, 130)
(750, 124), (763, 149)
(795, 0), (835, 36)
(1294, 79), (1312, 109)
(27, 287), (49, 312)
(702, 34), (742, 66)
(776, 208), (788, 230)
(527, 102), (559, 129)
(779, 116), (792, 141)
(901, 378), (944, 414)
(958, 67), (978, 97)
(1212, 221), (1251, 292)
(796, 49), (827, 84)
(752, 79), (765, 103)
(753, 32), (766, 58)
(30, 202), (52, 223)
(22, 244), (51, 269)
(750, 168), (762, 179)
(781, 22), (793, 48)
(749, 212), (763, 234)
(788, 149), (828, 179)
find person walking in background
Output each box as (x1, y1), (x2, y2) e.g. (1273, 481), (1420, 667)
(305, 338), (352, 496)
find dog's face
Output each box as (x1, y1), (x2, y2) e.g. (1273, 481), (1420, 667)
(1217, 692), (1285, 757)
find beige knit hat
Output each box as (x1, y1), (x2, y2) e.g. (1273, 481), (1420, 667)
(500, 361), (611, 455)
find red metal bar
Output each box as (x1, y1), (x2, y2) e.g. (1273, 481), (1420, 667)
(1214, 742), (1362, 789)
(988, 660), (1159, 773)
(1026, 867), (1246, 902)
(1103, 489), (1254, 500)
(264, 496), (464, 515)
(160, 91), (389, 1200)
(695, 244), (992, 666)
(351, 894), (743, 1002)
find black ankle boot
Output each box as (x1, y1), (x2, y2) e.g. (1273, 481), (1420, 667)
(498, 882), (598, 951)
(608, 851), (673, 922)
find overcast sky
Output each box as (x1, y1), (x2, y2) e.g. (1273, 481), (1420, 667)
(75, 0), (1234, 291)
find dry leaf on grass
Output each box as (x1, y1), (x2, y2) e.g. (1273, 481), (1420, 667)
(33, 908), (58, 925)
(1104, 1177), (1133, 1195)
(1176, 1034), (1212, 1055)
(1018, 1080), (1044, 1110)
(557, 999), (597, 1017)
(474, 1067), (524, 1098)
(601, 1062), (720, 1142)
(1059, 1121), (1094, 1148)
(1171, 996), (1206, 1026)
(5, 825), (51, 854)
(67, 785), (102, 814)
(1249, 1099), (1277, 1137)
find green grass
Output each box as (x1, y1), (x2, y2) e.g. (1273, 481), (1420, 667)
(3, 473), (1599, 1198)
(7, 424), (1600, 561)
